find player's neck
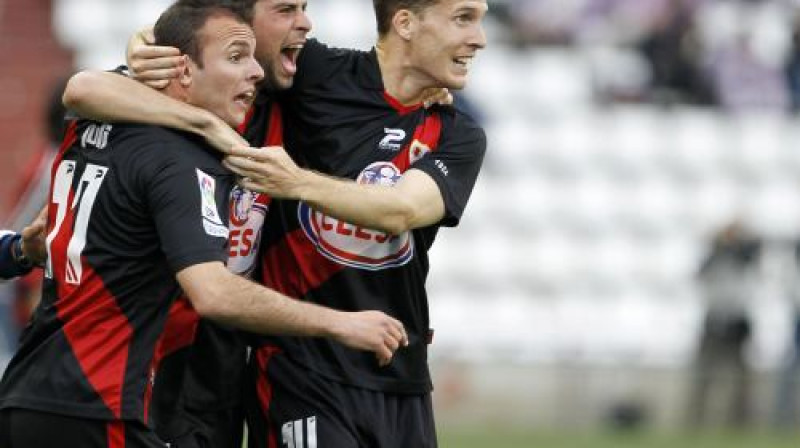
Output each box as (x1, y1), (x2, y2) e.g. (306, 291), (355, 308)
(376, 40), (428, 107)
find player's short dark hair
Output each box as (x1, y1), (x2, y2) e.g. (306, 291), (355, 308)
(153, 0), (251, 68)
(373, 0), (439, 36)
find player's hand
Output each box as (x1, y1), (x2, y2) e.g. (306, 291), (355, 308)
(223, 145), (307, 199)
(21, 206), (47, 266)
(422, 88), (453, 108)
(329, 310), (408, 366)
(202, 112), (250, 154)
(127, 26), (184, 90)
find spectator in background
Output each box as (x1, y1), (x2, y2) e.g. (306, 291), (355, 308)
(687, 221), (761, 430)
(637, 0), (716, 106)
(784, 14), (800, 113)
(772, 240), (800, 429)
(704, 30), (789, 113)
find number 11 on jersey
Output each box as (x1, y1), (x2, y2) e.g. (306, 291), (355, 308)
(45, 160), (109, 285)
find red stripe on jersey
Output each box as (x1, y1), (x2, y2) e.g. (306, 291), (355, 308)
(237, 106), (256, 135)
(382, 91), (422, 116)
(261, 228), (345, 298)
(154, 296), (199, 358)
(106, 421), (125, 448)
(251, 102), (284, 213)
(48, 120), (134, 418)
(264, 102), (283, 146)
(47, 121), (78, 234)
(254, 346), (282, 448)
(143, 296), (199, 423)
(54, 264), (133, 419)
(393, 113), (443, 172)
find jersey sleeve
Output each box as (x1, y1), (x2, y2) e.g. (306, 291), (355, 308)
(133, 144), (230, 272)
(411, 111), (487, 227)
(0, 231), (32, 280)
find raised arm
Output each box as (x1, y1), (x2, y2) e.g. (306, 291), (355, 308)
(177, 261), (408, 365)
(63, 70), (247, 151)
(223, 146), (445, 235)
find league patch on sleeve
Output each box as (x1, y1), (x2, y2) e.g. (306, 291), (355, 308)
(196, 169), (229, 239)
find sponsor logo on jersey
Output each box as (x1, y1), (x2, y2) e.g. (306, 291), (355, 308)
(298, 161), (413, 271)
(197, 169), (229, 239)
(228, 186), (269, 275)
(379, 128), (406, 151)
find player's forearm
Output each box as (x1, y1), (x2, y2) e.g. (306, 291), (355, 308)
(298, 169), (446, 235)
(179, 263), (337, 338)
(298, 172), (415, 235)
(63, 70), (217, 138)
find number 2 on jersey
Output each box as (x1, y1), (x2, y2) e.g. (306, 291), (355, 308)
(45, 160), (109, 284)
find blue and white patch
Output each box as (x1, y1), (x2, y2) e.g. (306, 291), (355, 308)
(298, 161), (414, 271)
(197, 169), (229, 239)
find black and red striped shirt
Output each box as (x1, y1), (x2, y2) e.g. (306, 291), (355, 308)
(259, 39), (487, 394)
(0, 120), (232, 424)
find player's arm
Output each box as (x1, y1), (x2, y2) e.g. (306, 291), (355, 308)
(177, 261), (407, 365)
(62, 70), (247, 152)
(224, 146), (444, 235)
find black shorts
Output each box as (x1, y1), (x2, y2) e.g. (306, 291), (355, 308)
(165, 406), (244, 448)
(245, 347), (437, 448)
(0, 408), (167, 448)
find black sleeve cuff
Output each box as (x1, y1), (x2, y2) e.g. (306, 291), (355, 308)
(0, 234), (34, 280)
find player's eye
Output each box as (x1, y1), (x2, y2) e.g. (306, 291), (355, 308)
(455, 12), (474, 25)
(229, 52), (242, 63)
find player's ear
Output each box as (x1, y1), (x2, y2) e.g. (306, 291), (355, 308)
(179, 55), (193, 88)
(392, 9), (416, 41)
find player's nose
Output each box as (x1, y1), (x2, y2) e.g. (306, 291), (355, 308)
(248, 57), (265, 82)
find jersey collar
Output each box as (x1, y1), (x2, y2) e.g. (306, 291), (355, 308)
(364, 48), (423, 116)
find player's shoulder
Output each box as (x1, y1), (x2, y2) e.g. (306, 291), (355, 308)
(114, 124), (203, 154)
(436, 105), (486, 148)
(303, 38), (366, 61)
(110, 123), (220, 171)
(297, 38), (370, 82)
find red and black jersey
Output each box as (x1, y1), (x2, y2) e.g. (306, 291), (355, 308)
(0, 120), (233, 424)
(259, 39), (487, 394)
(174, 93), (282, 418)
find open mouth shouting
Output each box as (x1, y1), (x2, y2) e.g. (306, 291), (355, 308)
(280, 42), (305, 76)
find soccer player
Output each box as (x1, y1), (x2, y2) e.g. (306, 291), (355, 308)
(0, 2), (406, 447)
(226, 2), (488, 447)
(65, 0), (488, 446)
(64, 2), (314, 447)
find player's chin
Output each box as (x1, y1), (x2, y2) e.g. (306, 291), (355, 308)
(224, 107), (248, 129)
(442, 75), (467, 91)
(271, 71), (295, 91)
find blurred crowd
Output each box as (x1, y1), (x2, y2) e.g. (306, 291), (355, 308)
(490, 0), (800, 112)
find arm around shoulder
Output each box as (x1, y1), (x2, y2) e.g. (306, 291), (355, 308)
(63, 70), (245, 152)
